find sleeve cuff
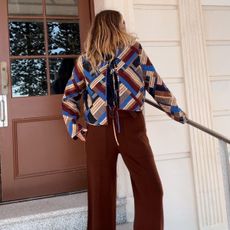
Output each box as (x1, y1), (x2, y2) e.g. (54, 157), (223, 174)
(175, 112), (188, 124)
(72, 123), (84, 140)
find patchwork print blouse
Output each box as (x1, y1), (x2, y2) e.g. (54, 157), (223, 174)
(62, 41), (186, 140)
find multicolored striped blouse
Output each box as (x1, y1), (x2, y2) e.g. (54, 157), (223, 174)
(62, 41), (186, 140)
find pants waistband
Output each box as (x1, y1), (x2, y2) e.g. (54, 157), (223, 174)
(106, 105), (141, 118)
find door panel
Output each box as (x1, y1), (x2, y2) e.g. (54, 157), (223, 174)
(0, 0), (92, 201)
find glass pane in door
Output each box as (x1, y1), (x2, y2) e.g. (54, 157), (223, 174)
(46, 0), (78, 16)
(9, 20), (45, 56)
(8, 0), (80, 97)
(49, 58), (75, 94)
(8, 0), (43, 15)
(11, 59), (47, 97)
(47, 21), (81, 55)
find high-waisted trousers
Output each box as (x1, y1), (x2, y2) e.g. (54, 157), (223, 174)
(85, 106), (164, 230)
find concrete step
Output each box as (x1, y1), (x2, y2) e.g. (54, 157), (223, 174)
(0, 192), (127, 230)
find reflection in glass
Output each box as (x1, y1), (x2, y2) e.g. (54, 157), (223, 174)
(9, 21), (45, 56)
(50, 58), (75, 94)
(46, 0), (78, 16)
(11, 59), (47, 97)
(48, 21), (80, 55)
(8, 0), (43, 15)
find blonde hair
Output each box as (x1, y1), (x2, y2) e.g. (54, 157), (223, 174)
(83, 10), (137, 70)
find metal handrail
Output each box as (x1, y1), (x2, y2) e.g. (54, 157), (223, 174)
(144, 98), (230, 144)
(145, 98), (230, 228)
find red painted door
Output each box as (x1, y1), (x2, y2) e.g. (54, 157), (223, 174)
(0, 0), (93, 201)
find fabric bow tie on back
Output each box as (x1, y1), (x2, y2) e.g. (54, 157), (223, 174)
(106, 58), (121, 134)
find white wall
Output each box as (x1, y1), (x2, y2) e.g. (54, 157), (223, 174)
(202, 1), (230, 142)
(133, 1), (198, 229)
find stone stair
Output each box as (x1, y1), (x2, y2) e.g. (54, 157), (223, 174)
(0, 192), (129, 230)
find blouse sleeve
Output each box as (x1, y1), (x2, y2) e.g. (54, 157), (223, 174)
(62, 56), (87, 139)
(139, 43), (187, 124)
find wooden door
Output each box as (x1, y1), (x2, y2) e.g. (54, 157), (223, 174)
(0, 0), (93, 201)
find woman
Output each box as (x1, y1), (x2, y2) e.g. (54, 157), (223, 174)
(62, 10), (187, 230)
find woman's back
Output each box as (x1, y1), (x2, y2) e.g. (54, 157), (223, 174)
(80, 41), (145, 122)
(61, 9), (186, 141)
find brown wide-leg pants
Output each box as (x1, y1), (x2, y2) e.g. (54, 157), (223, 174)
(85, 106), (164, 230)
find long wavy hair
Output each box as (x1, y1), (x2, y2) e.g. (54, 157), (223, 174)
(83, 10), (137, 70)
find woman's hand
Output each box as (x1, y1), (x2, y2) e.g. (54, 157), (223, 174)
(77, 127), (88, 142)
(182, 112), (189, 124)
